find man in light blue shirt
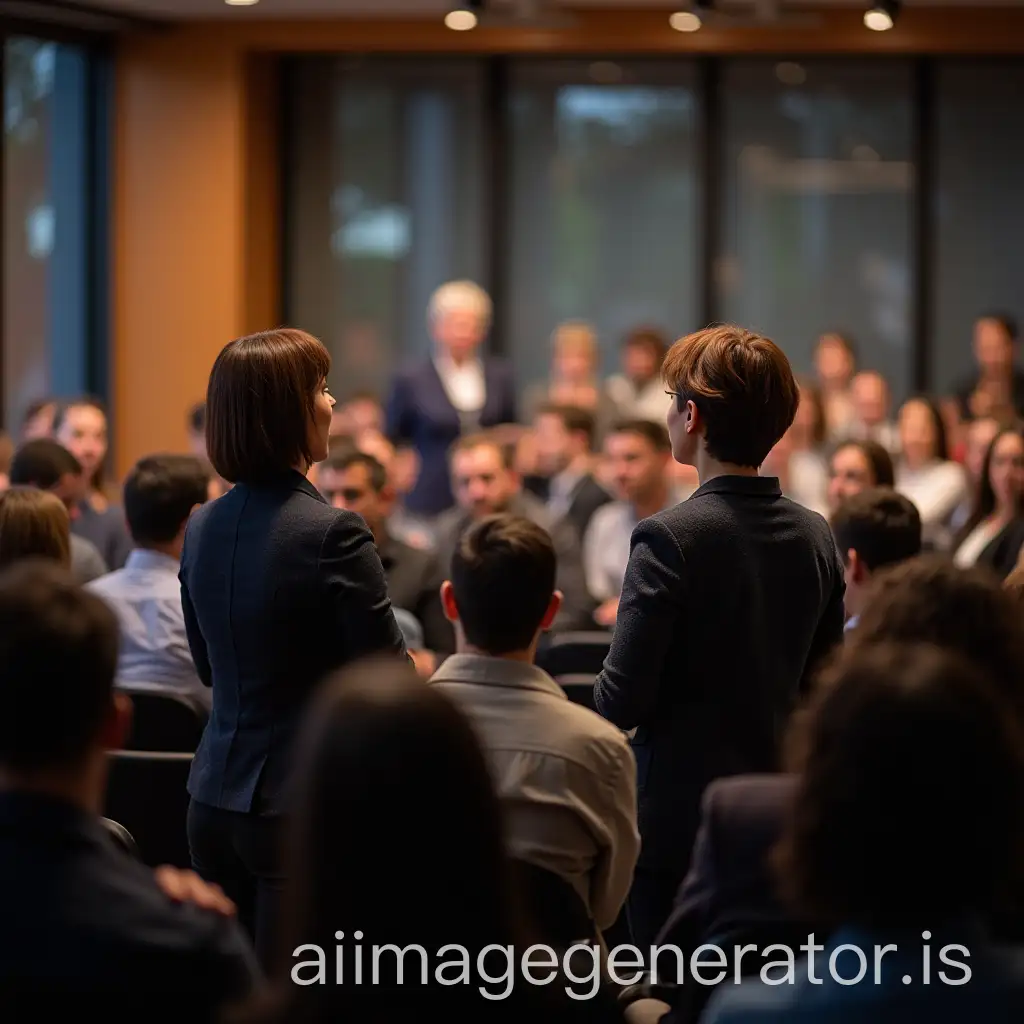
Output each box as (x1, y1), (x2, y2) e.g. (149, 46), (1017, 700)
(88, 454), (211, 709)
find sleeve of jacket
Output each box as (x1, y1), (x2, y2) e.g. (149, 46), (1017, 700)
(550, 515), (598, 631)
(320, 513), (408, 662)
(593, 516), (685, 729)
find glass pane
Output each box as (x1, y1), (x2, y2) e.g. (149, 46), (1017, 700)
(933, 62), (1024, 395)
(285, 58), (486, 398)
(717, 60), (914, 399)
(507, 60), (699, 392)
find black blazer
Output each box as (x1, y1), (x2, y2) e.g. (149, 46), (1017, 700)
(973, 517), (1024, 580)
(379, 532), (454, 655)
(386, 357), (518, 516)
(594, 475), (845, 880)
(180, 470), (407, 814)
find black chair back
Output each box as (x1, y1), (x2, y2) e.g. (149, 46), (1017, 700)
(121, 689), (206, 753)
(103, 751), (193, 868)
(537, 631), (612, 678)
(555, 673), (598, 713)
(99, 817), (141, 859)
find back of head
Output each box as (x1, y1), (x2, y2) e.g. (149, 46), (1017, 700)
(0, 487), (71, 570)
(830, 487), (922, 572)
(283, 656), (510, 964)
(9, 438), (81, 490)
(0, 561), (118, 773)
(662, 324), (799, 468)
(450, 515), (556, 655)
(851, 555), (1024, 720)
(123, 454), (210, 547)
(206, 328), (330, 483)
(778, 642), (1024, 930)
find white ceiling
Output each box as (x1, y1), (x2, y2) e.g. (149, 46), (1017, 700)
(83, 0), (1024, 20)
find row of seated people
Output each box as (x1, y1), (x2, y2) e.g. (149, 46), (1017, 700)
(3, 503), (1024, 1021)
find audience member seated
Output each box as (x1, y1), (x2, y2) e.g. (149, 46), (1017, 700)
(332, 389), (384, 438)
(952, 425), (1024, 578)
(762, 381), (829, 516)
(951, 415), (1002, 532)
(812, 332), (857, 441)
(9, 439), (108, 582)
(584, 420), (673, 629)
(54, 397), (132, 569)
(653, 554), (1024, 998)
(532, 403), (612, 544)
(187, 401), (230, 500)
(20, 396), (57, 441)
(0, 486), (71, 569)
(0, 562), (258, 1013)
(324, 448), (452, 664)
(435, 431), (595, 631)
(431, 515), (639, 933)
(831, 488), (922, 632)
(895, 396), (968, 549)
(87, 454), (212, 711)
(524, 322), (621, 441)
(606, 326), (671, 425)
(826, 438), (896, 513)
(386, 280), (517, 517)
(702, 641), (1024, 1023)
(953, 312), (1024, 422)
(847, 369), (900, 454)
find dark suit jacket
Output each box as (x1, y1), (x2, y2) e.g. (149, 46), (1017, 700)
(594, 475), (845, 882)
(386, 357), (518, 516)
(379, 533), (454, 654)
(180, 470), (406, 814)
(433, 491), (597, 632)
(0, 791), (257, 1015)
(656, 774), (797, 956)
(974, 517), (1024, 580)
(564, 474), (614, 545)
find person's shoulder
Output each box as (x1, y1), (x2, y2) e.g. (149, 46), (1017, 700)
(703, 773), (797, 831)
(84, 566), (125, 595)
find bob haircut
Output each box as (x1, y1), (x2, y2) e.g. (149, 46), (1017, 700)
(0, 487), (71, 570)
(206, 329), (330, 484)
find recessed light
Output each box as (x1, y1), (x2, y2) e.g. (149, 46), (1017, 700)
(669, 11), (702, 33)
(225, 0), (260, 6)
(444, 9), (478, 31)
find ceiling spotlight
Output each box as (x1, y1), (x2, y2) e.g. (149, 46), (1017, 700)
(669, 11), (702, 32)
(224, 0), (260, 5)
(445, 1), (482, 31)
(864, 0), (900, 31)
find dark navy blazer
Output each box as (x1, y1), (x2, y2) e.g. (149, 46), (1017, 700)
(385, 356), (518, 516)
(180, 470), (407, 814)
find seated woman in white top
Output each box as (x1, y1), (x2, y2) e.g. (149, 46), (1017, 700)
(895, 396), (968, 549)
(952, 425), (1024, 578)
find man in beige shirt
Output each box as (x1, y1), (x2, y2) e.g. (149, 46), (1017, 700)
(430, 513), (639, 933)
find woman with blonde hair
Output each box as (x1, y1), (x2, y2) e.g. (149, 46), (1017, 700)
(0, 487), (71, 569)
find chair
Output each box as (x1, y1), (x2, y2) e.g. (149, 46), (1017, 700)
(537, 631), (612, 679)
(103, 750), (193, 868)
(555, 673), (598, 713)
(99, 817), (141, 859)
(120, 688), (207, 753)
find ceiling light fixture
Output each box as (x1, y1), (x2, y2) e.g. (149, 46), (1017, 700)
(864, 0), (900, 31)
(445, 1), (482, 31)
(669, 11), (702, 32)
(224, 0), (260, 6)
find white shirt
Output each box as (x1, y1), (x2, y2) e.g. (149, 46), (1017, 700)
(583, 500), (638, 602)
(896, 459), (969, 540)
(434, 353), (485, 413)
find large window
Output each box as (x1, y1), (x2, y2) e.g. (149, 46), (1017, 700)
(3, 35), (102, 431)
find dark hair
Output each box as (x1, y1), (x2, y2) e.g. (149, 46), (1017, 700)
(188, 401), (206, 435)
(450, 515), (556, 655)
(900, 395), (949, 461)
(623, 326), (669, 364)
(831, 439), (895, 488)
(322, 449), (387, 493)
(0, 488), (71, 570)
(777, 642), (1024, 930)
(449, 431), (514, 471)
(830, 488), (922, 573)
(52, 396), (109, 492)
(662, 325), (799, 468)
(978, 311), (1018, 342)
(206, 329), (331, 484)
(954, 425), (1024, 549)
(0, 560), (119, 771)
(848, 555), (1024, 721)
(536, 403), (597, 452)
(9, 439), (82, 491)
(123, 454), (210, 547)
(607, 417), (671, 453)
(260, 656), (517, 1013)
(21, 398), (55, 430)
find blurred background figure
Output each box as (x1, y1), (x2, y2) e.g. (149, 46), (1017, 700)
(812, 332), (857, 440)
(606, 325), (671, 424)
(950, 415), (1003, 533)
(19, 398), (56, 442)
(954, 313), (1024, 423)
(332, 390), (384, 440)
(761, 381), (829, 517)
(0, 486), (71, 571)
(847, 370), (900, 455)
(0, 433), (11, 492)
(186, 401), (229, 501)
(827, 439), (896, 514)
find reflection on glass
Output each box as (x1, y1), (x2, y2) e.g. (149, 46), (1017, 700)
(717, 61), (913, 399)
(508, 61), (699, 391)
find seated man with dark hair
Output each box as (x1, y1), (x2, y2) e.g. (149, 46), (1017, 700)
(87, 454), (211, 708)
(0, 561), (257, 1012)
(9, 438), (108, 583)
(431, 514), (639, 933)
(830, 486), (923, 631)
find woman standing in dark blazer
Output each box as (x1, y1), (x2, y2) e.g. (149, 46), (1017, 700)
(180, 329), (407, 965)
